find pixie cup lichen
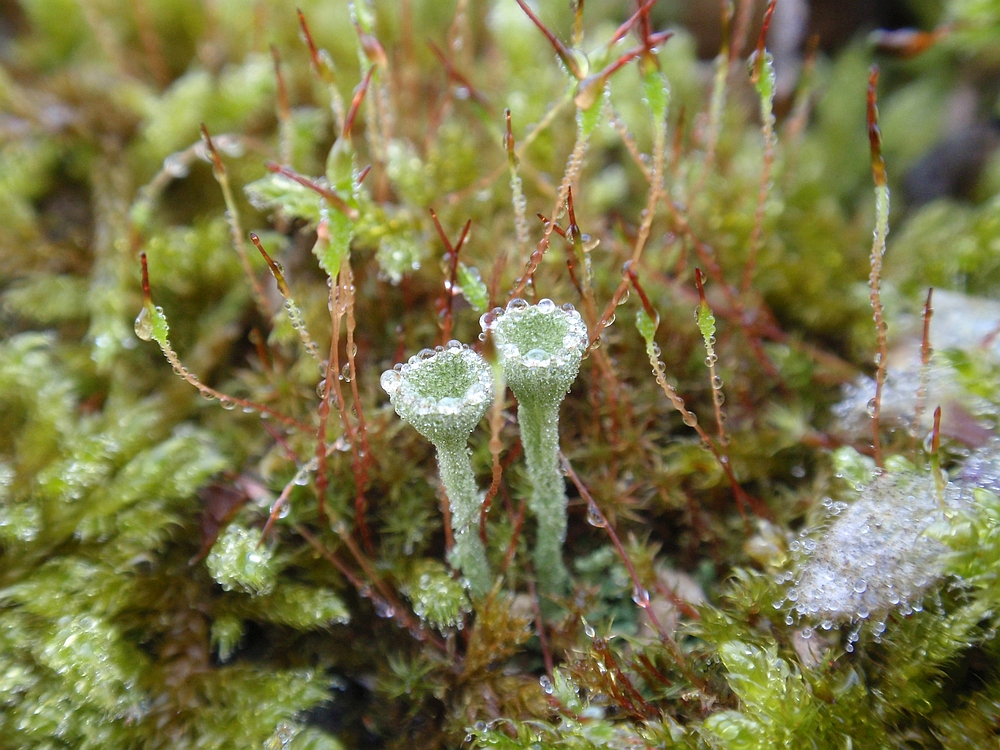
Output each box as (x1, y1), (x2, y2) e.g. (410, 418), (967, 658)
(380, 341), (493, 597)
(481, 298), (588, 594)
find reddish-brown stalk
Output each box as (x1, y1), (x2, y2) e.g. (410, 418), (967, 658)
(625, 263), (759, 519)
(538, 213), (584, 297)
(630, 121), (666, 265)
(321, 264), (374, 553)
(297, 8), (346, 129)
(561, 455), (704, 688)
(429, 209), (471, 345)
(527, 579), (554, 679)
(694, 269), (729, 450)
(201, 124), (273, 319)
(867, 66), (890, 468)
(509, 124), (591, 301)
(575, 38), (672, 110)
(427, 40), (490, 110)
(260, 460), (312, 540)
(608, 0), (659, 47)
(248, 329), (273, 374)
(741, 0), (777, 294)
(478, 331), (518, 547)
(249, 232), (321, 362)
(664, 199), (786, 388)
(913, 287), (934, 457)
(565, 189), (628, 447)
(500, 497), (527, 574)
(505, 110), (531, 263)
(514, 0), (584, 80)
(565, 189), (598, 325)
(139, 253), (311, 431)
(590, 637), (659, 719)
(352, 14), (392, 200)
(264, 162), (358, 220)
(295, 523), (447, 651)
(634, 652), (674, 692)
(342, 263), (373, 474)
(261, 420), (299, 462)
(343, 65), (375, 142)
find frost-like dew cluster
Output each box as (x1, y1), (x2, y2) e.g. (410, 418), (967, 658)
(404, 560), (473, 630)
(957, 437), (1000, 493)
(783, 472), (972, 637)
(206, 524), (278, 595)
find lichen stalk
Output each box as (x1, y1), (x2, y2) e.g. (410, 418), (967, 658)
(381, 344), (494, 597)
(484, 299), (588, 594)
(435, 437), (492, 597)
(518, 398), (570, 593)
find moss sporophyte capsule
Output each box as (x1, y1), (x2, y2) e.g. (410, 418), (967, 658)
(481, 298), (588, 594)
(380, 341), (493, 597)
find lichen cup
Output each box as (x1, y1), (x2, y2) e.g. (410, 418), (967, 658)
(381, 341), (493, 597)
(481, 298), (588, 594)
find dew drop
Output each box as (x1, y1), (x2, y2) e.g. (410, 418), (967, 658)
(853, 579), (868, 594)
(711, 375), (724, 390)
(133, 307), (153, 341)
(583, 620), (596, 638)
(539, 675), (554, 694)
(866, 398), (877, 417)
(632, 585), (650, 608)
(586, 505), (606, 527)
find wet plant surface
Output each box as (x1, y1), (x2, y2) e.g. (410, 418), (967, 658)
(4, 0), (1000, 747)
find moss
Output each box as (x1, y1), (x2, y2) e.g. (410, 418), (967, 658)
(5, 0), (1000, 747)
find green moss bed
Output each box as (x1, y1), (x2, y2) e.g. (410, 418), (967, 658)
(4, 0), (1000, 747)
